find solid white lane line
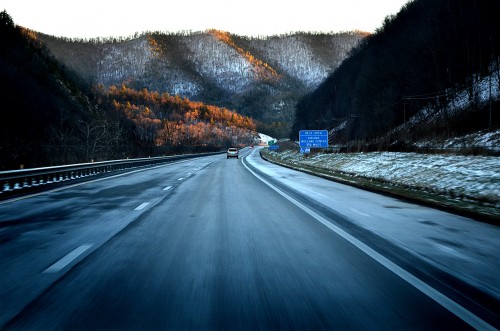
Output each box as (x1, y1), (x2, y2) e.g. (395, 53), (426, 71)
(134, 202), (150, 211)
(163, 186), (173, 191)
(43, 244), (93, 274)
(242, 157), (495, 331)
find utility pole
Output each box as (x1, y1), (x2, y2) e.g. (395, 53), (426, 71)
(489, 66), (492, 130)
(404, 102), (406, 125)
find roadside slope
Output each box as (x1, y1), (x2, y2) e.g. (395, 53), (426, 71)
(260, 149), (499, 223)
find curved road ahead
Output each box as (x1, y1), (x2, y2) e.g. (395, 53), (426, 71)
(0, 149), (495, 330)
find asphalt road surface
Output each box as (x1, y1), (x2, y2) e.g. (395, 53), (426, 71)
(0, 149), (490, 330)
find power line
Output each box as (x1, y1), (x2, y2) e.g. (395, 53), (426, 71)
(402, 84), (473, 101)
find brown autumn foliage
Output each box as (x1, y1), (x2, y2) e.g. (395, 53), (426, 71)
(104, 84), (257, 148)
(209, 29), (280, 83)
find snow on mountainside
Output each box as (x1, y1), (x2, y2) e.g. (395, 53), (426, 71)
(248, 34), (359, 88)
(97, 36), (153, 86)
(250, 35), (328, 87)
(384, 68), (500, 152)
(38, 31), (364, 97)
(37, 30), (365, 134)
(183, 32), (255, 93)
(403, 71), (500, 134)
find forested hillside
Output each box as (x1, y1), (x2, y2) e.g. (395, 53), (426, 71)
(0, 11), (256, 170)
(292, 0), (500, 149)
(0, 11), (92, 169)
(37, 30), (364, 138)
(101, 84), (256, 151)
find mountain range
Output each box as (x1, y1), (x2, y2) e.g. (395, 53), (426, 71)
(38, 30), (366, 137)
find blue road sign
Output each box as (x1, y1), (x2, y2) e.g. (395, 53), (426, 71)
(300, 147), (311, 154)
(299, 130), (328, 148)
(269, 145), (279, 151)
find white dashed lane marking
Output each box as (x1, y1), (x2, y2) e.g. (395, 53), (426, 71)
(134, 202), (150, 211)
(43, 244), (93, 273)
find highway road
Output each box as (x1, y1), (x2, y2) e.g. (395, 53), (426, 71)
(0, 148), (496, 330)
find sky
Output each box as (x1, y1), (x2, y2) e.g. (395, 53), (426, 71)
(2, 0), (410, 39)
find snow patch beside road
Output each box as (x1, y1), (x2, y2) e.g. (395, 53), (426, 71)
(264, 148), (499, 220)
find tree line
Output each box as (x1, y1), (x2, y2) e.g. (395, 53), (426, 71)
(292, 0), (500, 147)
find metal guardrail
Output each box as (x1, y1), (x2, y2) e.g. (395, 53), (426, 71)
(0, 152), (222, 197)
